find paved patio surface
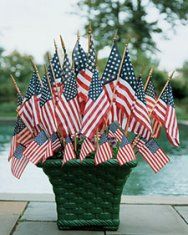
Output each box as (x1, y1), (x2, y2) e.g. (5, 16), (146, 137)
(0, 196), (188, 235)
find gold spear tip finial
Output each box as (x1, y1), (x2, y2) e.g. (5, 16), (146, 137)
(47, 52), (51, 62)
(54, 39), (58, 51)
(77, 30), (80, 41)
(168, 70), (176, 80)
(88, 23), (92, 34)
(59, 35), (65, 49)
(113, 30), (119, 41)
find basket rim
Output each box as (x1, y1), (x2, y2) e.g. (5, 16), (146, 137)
(37, 158), (138, 168)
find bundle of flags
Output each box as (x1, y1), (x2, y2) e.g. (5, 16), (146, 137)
(8, 31), (180, 179)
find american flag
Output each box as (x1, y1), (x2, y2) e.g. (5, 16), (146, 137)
(73, 40), (87, 75)
(117, 135), (136, 165)
(77, 34), (96, 113)
(129, 76), (152, 140)
(63, 136), (76, 164)
(42, 132), (61, 162)
(40, 74), (57, 136)
(165, 84), (179, 146)
(80, 137), (95, 161)
(108, 122), (123, 142)
(115, 48), (137, 126)
(50, 50), (63, 98)
(81, 71), (110, 139)
(23, 130), (50, 165)
(145, 80), (161, 138)
(101, 41), (121, 125)
(11, 144), (29, 179)
(145, 80), (157, 113)
(55, 53), (81, 136)
(9, 117), (33, 159)
(152, 84), (179, 146)
(101, 41), (121, 101)
(18, 72), (41, 134)
(136, 138), (169, 173)
(95, 133), (113, 165)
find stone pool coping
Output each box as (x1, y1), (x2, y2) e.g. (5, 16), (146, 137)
(1, 195), (188, 235)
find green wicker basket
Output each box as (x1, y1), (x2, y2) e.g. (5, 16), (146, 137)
(38, 158), (137, 231)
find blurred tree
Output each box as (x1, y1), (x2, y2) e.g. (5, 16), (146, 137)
(76, 0), (188, 53)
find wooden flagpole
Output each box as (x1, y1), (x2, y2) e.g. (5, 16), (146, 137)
(132, 70), (175, 148)
(10, 74), (23, 97)
(144, 67), (154, 90)
(30, 59), (43, 87)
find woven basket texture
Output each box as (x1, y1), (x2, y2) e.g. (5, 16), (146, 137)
(38, 158), (137, 231)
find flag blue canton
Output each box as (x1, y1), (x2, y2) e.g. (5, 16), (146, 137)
(25, 72), (41, 100)
(17, 93), (23, 106)
(14, 144), (25, 159)
(50, 51), (62, 80)
(73, 41), (87, 74)
(167, 84), (175, 107)
(145, 80), (156, 99)
(62, 49), (72, 82)
(121, 49), (137, 91)
(35, 130), (48, 146)
(13, 117), (26, 136)
(119, 135), (130, 147)
(63, 72), (78, 101)
(40, 75), (52, 106)
(65, 136), (72, 144)
(85, 35), (96, 73)
(99, 133), (108, 145)
(109, 122), (119, 133)
(88, 71), (103, 101)
(102, 42), (121, 85)
(51, 133), (59, 142)
(145, 139), (159, 153)
(160, 85), (169, 104)
(135, 76), (147, 105)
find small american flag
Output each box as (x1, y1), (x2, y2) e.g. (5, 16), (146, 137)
(152, 84), (179, 146)
(145, 80), (161, 138)
(129, 76), (152, 140)
(115, 48), (137, 126)
(9, 117), (33, 159)
(80, 137), (95, 161)
(145, 80), (157, 113)
(81, 71), (110, 139)
(77, 34), (96, 113)
(56, 52), (81, 136)
(101, 42), (121, 125)
(50, 50), (63, 98)
(63, 137), (76, 164)
(108, 122), (123, 142)
(117, 135), (136, 165)
(73, 40), (87, 75)
(95, 133), (113, 165)
(136, 138), (169, 173)
(18, 72), (41, 134)
(40, 74), (57, 136)
(42, 132), (61, 162)
(165, 84), (179, 146)
(11, 144), (29, 179)
(23, 130), (50, 165)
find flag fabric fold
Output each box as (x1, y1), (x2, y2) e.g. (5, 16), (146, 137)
(81, 71), (110, 139)
(63, 137), (76, 164)
(136, 138), (169, 173)
(80, 137), (95, 161)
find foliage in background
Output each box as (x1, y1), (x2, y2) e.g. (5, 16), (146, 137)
(76, 0), (188, 54)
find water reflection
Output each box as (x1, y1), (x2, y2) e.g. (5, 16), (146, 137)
(0, 123), (188, 195)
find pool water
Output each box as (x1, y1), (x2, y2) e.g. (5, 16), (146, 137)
(0, 123), (188, 195)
